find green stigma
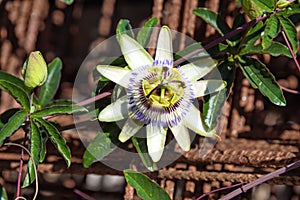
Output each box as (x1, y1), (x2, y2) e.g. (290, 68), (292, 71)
(142, 67), (185, 108)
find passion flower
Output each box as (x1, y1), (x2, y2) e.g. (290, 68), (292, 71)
(97, 26), (226, 162)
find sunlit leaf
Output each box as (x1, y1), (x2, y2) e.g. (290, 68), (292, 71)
(203, 60), (236, 130)
(262, 15), (280, 49)
(137, 17), (158, 47)
(239, 57), (286, 106)
(132, 137), (157, 171)
(0, 110), (27, 146)
(36, 118), (71, 167)
(32, 105), (87, 118)
(278, 16), (298, 54)
(277, 5), (300, 16)
(38, 58), (62, 107)
(124, 169), (171, 200)
(0, 71), (30, 95)
(0, 80), (30, 112)
(83, 132), (116, 168)
(23, 119), (41, 187)
(240, 41), (291, 57)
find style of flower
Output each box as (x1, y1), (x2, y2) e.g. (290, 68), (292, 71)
(97, 26), (226, 162)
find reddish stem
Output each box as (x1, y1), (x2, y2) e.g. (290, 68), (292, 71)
(196, 182), (247, 200)
(73, 189), (96, 200)
(281, 30), (300, 71)
(220, 159), (300, 200)
(174, 15), (268, 66)
(76, 91), (112, 107)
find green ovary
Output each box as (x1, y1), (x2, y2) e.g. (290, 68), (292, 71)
(142, 67), (185, 108)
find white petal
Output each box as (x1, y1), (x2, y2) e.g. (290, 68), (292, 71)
(183, 105), (217, 137)
(180, 58), (217, 81)
(154, 26), (173, 68)
(118, 118), (144, 142)
(170, 123), (190, 151)
(97, 65), (131, 88)
(146, 124), (167, 162)
(193, 80), (227, 97)
(118, 34), (153, 70)
(98, 96), (128, 122)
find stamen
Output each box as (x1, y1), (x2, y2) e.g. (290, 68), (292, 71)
(127, 64), (194, 127)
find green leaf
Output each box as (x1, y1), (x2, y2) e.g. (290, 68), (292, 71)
(132, 137), (157, 171)
(0, 110), (27, 146)
(0, 108), (20, 129)
(253, 0), (276, 11)
(278, 5), (300, 16)
(0, 80), (30, 112)
(39, 127), (48, 163)
(46, 100), (74, 107)
(203, 60), (236, 130)
(116, 19), (134, 38)
(240, 41), (292, 57)
(193, 8), (231, 36)
(0, 71), (30, 95)
(137, 17), (158, 47)
(278, 16), (298, 54)
(239, 56), (286, 106)
(36, 118), (71, 167)
(262, 15), (280, 49)
(83, 132), (116, 168)
(23, 119), (41, 187)
(32, 105), (87, 118)
(124, 170), (171, 200)
(38, 58), (62, 107)
(59, 0), (73, 5)
(0, 184), (8, 200)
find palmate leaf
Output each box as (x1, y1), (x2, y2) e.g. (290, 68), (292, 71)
(262, 15), (280, 49)
(132, 137), (157, 171)
(124, 170), (171, 200)
(36, 118), (71, 167)
(240, 41), (291, 57)
(0, 110), (27, 146)
(83, 132), (116, 168)
(0, 80), (30, 112)
(203, 60), (236, 130)
(193, 8), (231, 36)
(23, 119), (41, 187)
(239, 56), (286, 106)
(31, 105), (87, 118)
(38, 58), (62, 107)
(278, 16), (298, 54)
(0, 71), (30, 95)
(278, 5), (300, 16)
(252, 0), (276, 11)
(137, 17), (158, 47)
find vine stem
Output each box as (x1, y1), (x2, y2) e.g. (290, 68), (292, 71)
(5, 143), (39, 200)
(174, 14), (268, 66)
(219, 159), (300, 200)
(196, 182), (246, 200)
(281, 30), (300, 72)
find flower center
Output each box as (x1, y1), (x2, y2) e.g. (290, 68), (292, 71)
(127, 65), (194, 127)
(142, 67), (185, 108)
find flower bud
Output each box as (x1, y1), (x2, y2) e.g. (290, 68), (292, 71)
(22, 51), (48, 89)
